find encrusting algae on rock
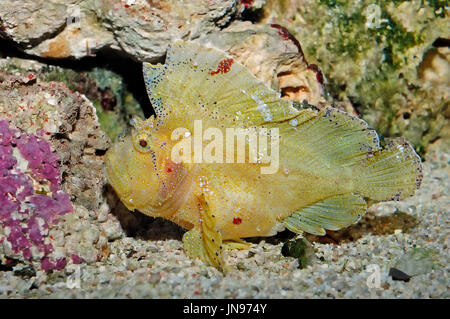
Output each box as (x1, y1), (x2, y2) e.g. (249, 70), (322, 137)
(105, 41), (423, 271)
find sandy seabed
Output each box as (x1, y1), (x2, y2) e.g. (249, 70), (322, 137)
(0, 150), (448, 299)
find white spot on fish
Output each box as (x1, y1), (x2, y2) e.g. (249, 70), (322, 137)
(289, 119), (298, 127)
(251, 93), (272, 122)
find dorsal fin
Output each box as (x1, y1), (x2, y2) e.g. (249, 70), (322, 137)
(143, 40), (300, 130)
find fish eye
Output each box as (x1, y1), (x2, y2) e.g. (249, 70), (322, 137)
(133, 133), (152, 152)
(139, 139), (148, 147)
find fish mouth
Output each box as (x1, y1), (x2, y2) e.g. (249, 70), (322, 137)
(104, 140), (133, 206)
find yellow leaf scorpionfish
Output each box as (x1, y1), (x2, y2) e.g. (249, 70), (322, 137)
(105, 41), (423, 271)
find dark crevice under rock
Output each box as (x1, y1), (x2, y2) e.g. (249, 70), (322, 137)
(245, 211), (419, 246)
(305, 211), (419, 245)
(105, 184), (185, 241)
(0, 38), (155, 118)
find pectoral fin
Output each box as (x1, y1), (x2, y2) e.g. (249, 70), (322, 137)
(283, 194), (367, 235)
(223, 239), (254, 250)
(182, 194), (225, 270)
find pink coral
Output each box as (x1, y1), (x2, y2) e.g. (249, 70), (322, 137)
(0, 119), (73, 271)
(16, 133), (62, 192)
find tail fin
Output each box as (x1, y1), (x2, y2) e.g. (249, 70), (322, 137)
(358, 138), (423, 201)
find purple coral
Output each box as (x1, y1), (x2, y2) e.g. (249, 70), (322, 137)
(0, 119), (73, 271)
(16, 133), (62, 192)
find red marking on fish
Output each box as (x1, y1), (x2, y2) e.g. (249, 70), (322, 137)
(240, 0), (254, 8)
(210, 58), (234, 76)
(233, 217), (242, 225)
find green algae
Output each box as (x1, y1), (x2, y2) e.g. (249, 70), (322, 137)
(41, 67), (144, 140)
(281, 238), (315, 269)
(263, 0), (449, 153)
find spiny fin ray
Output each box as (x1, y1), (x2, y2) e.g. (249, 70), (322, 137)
(357, 138), (423, 201)
(143, 40), (299, 130)
(280, 107), (381, 173)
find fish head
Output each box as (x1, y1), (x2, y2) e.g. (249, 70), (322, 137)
(105, 116), (174, 212)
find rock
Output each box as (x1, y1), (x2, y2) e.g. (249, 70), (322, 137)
(0, 2), (325, 108)
(0, 118), (73, 271)
(198, 22), (326, 106)
(12, 264), (36, 279)
(0, 0), (246, 61)
(0, 69), (125, 271)
(392, 247), (437, 277)
(41, 66), (145, 141)
(0, 57), (145, 141)
(281, 237), (315, 269)
(100, 217), (124, 241)
(126, 258), (139, 271)
(389, 267), (411, 282)
(0, 70), (108, 210)
(149, 272), (161, 284)
(261, 0), (450, 151)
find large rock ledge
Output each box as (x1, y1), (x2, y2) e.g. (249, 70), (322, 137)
(0, 0), (248, 61)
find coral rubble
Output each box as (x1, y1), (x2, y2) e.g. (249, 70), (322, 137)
(0, 70), (124, 271)
(0, 119), (73, 270)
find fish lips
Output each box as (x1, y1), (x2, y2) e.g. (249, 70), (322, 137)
(105, 138), (135, 208)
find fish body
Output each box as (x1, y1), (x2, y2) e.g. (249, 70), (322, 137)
(105, 41), (422, 270)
